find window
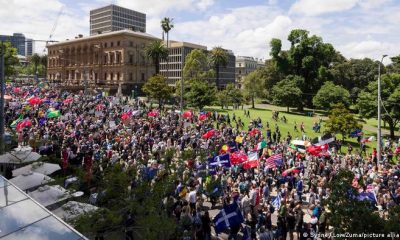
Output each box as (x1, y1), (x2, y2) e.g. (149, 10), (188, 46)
(111, 42), (114, 47)
(104, 72), (107, 80)
(141, 73), (145, 81)
(130, 41), (133, 47)
(129, 55), (133, 64)
(104, 42), (107, 48)
(117, 41), (120, 46)
(117, 72), (120, 81)
(110, 72), (113, 81)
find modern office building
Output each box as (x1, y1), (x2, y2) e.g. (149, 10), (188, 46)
(25, 38), (34, 56)
(216, 49), (236, 89)
(0, 33), (31, 56)
(90, 4), (146, 35)
(235, 56), (260, 88)
(160, 43), (236, 88)
(47, 29), (158, 94)
(159, 41), (207, 85)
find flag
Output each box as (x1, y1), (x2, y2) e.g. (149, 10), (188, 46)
(249, 128), (261, 137)
(47, 110), (61, 118)
(63, 98), (73, 104)
(242, 226), (251, 240)
(208, 154), (231, 168)
(182, 110), (193, 119)
(350, 129), (363, 138)
(307, 144), (329, 156)
(272, 194), (282, 210)
(266, 154), (283, 169)
(198, 112), (207, 121)
(243, 151), (259, 169)
(10, 115), (23, 128)
(213, 203), (244, 234)
(16, 119), (32, 131)
(28, 96), (42, 106)
(121, 112), (130, 120)
(203, 129), (216, 139)
(255, 140), (267, 150)
(220, 144), (230, 154)
(361, 136), (375, 143)
(357, 191), (377, 203)
(148, 111), (158, 117)
(235, 136), (243, 144)
(230, 151), (248, 165)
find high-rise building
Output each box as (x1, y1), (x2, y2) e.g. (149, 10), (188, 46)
(25, 38), (34, 56)
(0, 33), (27, 56)
(216, 49), (236, 89)
(47, 30), (158, 94)
(90, 4), (146, 35)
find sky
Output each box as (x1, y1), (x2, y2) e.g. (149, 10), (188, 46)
(0, 0), (398, 63)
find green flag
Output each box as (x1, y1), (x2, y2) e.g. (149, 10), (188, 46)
(10, 115), (23, 128)
(47, 110), (61, 118)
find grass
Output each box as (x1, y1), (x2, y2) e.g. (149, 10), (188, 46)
(204, 105), (377, 154)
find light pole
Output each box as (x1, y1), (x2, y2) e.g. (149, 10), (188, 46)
(377, 54), (388, 165)
(0, 42), (5, 154)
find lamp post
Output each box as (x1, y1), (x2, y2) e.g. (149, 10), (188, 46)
(0, 42), (5, 154)
(377, 54), (388, 165)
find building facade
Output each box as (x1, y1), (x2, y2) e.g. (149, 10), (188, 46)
(90, 4), (146, 35)
(47, 30), (158, 94)
(160, 43), (236, 88)
(235, 56), (260, 88)
(159, 41), (207, 85)
(0, 33), (33, 56)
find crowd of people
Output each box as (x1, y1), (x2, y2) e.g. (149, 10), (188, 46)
(3, 82), (400, 240)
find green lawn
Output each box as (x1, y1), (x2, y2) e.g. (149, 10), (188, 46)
(204, 106), (377, 154)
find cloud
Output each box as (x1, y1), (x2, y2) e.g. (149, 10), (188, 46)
(290, 0), (359, 16)
(338, 40), (397, 63)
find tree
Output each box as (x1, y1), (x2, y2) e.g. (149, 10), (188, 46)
(40, 54), (48, 78)
(0, 41), (19, 77)
(216, 83), (243, 109)
(325, 103), (361, 140)
(161, 17), (174, 77)
(183, 49), (214, 81)
(357, 73), (400, 139)
(386, 54), (400, 74)
(145, 40), (168, 74)
(243, 70), (264, 108)
(259, 59), (284, 100)
(185, 80), (217, 110)
(324, 169), (386, 238)
(269, 29), (338, 109)
(329, 58), (380, 103)
(30, 53), (41, 75)
(209, 47), (228, 89)
(271, 75), (303, 112)
(313, 81), (350, 110)
(142, 75), (173, 108)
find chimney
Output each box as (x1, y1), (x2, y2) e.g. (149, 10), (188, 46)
(78, 34), (83, 38)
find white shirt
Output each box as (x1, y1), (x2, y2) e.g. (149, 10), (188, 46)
(189, 190), (197, 204)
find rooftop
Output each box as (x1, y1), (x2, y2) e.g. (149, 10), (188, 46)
(0, 175), (87, 240)
(47, 29), (159, 47)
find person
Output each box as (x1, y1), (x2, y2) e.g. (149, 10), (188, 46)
(258, 226), (273, 240)
(201, 211), (211, 240)
(188, 187), (197, 211)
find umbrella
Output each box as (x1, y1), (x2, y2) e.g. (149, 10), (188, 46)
(182, 110), (193, 119)
(53, 201), (98, 222)
(121, 112), (130, 120)
(0, 147), (41, 164)
(10, 172), (54, 191)
(202, 129), (216, 139)
(12, 162), (61, 177)
(28, 185), (71, 207)
(198, 114), (207, 121)
(148, 111), (158, 117)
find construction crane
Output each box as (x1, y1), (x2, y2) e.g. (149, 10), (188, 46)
(43, 6), (64, 53)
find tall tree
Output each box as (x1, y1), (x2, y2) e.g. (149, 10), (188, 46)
(216, 83), (243, 109)
(209, 47), (228, 89)
(40, 54), (48, 78)
(0, 41), (19, 77)
(142, 75), (173, 109)
(271, 75), (303, 112)
(357, 73), (400, 139)
(30, 53), (41, 76)
(259, 59), (284, 100)
(185, 80), (217, 110)
(243, 70), (264, 108)
(269, 29), (338, 109)
(325, 103), (361, 140)
(161, 17), (174, 77)
(145, 40), (168, 75)
(183, 49), (214, 81)
(313, 81), (350, 110)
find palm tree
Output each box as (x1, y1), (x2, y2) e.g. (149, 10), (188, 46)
(161, 18), (174, 77)
(209, 47), (228, 89)
(30, 53), (41, 76)
(145, 40), (168, 75)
